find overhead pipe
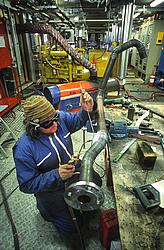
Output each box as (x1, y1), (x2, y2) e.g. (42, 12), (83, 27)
(64, 39), (147, 211)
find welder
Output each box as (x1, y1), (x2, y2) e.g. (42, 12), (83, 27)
(13, 92), (97, 249)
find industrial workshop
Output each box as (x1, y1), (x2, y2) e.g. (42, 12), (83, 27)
(0, 0), (164, 249)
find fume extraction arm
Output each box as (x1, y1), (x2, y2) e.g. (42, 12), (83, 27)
(64, 39), (147, 211)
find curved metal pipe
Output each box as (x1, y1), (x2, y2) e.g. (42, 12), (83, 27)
(65, 39), (147, 211)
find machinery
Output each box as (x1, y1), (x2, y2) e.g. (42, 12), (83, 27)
(89, 49), (119, 78)
(43, 78), (120, 112)
(154, 41), (164, 91)
(44, 81), (98, 111)
(36, 45), (90, 83)
(34, 45), (120, 84)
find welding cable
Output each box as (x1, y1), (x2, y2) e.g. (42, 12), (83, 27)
(94, 161), (106, 172)
(0, 186), (19, 207)
(77, 140), (92, 157)
(64, 183), (86, 250)
(0, 167), (16, 183)
(93, 50), (107, 61)
(67, 205), (86, 250)
(0, 183), (20, 250)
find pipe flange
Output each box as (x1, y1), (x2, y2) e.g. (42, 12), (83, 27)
(64, 181), (104, 211)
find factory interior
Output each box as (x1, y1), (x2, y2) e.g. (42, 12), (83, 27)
(0, 0), (164, 249)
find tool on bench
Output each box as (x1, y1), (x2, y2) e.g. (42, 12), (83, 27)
(104, 97), (132, 108)
(133, 180), (164, 210)
(137, 128), (164, 152)
(112, 111), (150, 162)
(113, 138), (136, 163)
(136, 141), (157, 169)
(129, 133), (161, 144)
(109, 121), (138, 139)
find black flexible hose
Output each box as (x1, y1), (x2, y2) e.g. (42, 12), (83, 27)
(101, 39), (147, 90)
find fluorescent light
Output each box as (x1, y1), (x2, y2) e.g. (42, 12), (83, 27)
(150, 0), (164, 7)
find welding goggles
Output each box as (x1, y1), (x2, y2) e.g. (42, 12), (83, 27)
(39, 113), (59, 129)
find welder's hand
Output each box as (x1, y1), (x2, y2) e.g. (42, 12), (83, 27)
(58, 164), (75, 181)
(80, 90), (94, 112)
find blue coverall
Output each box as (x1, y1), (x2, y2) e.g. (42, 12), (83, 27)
(13, 109), (91, 235)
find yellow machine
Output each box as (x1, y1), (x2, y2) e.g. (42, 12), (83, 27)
(34, 46), (119, 83)
(37, 45), (90, 83)
(89, 49), (119, 78)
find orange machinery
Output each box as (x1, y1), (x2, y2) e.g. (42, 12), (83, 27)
(44, 81), (98, 112)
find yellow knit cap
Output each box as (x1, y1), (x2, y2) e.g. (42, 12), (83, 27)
(23, 95), (56, 123)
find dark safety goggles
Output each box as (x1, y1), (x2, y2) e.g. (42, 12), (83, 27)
(40, 113), (59, 129)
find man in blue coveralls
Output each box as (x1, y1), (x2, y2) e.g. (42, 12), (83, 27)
(13, 92), (96, 249)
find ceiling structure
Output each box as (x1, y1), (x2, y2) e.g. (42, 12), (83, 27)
(6, 0), (164, 34)
(57, 0), (164, 31)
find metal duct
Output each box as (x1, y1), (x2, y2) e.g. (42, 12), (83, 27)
(64, 39), (147, 211)
(16, 23), (97, 77)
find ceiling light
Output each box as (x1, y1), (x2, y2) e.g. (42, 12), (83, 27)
(150, 0), (164, 7)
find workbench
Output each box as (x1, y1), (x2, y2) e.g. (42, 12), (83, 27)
(105, 102), (164, 250)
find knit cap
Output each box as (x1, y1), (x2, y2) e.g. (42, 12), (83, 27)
(23, 95), (56, 124)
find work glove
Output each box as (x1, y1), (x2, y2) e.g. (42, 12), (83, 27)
(80, 90), (94, 112)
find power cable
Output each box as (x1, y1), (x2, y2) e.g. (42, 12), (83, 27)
(77, 139), (92, 157)
(0, 167), (16, 183)
(0, 182), (20, 250)
(0, 186), (19, 207)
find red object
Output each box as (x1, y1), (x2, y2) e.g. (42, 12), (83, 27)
(92, 60), (96, 65)
(0, 96), (20, 117)
(148, 82), (155, 87)
(0, 18), (12, 69)
(100, 208), (119, 249)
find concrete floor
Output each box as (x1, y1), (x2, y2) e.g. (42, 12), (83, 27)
(0, 104), (115, 250)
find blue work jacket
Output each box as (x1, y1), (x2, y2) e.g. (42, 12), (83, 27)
(13, 109), (90, 195)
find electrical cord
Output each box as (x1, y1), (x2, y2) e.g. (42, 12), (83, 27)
(64, 182), (86, 250)
(155, 218), (164, 250)
(77, 139), (92, 157)
(0, 186), (19, 207)
(0, 167), (16, 183)
(0, 182), (20, 250)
